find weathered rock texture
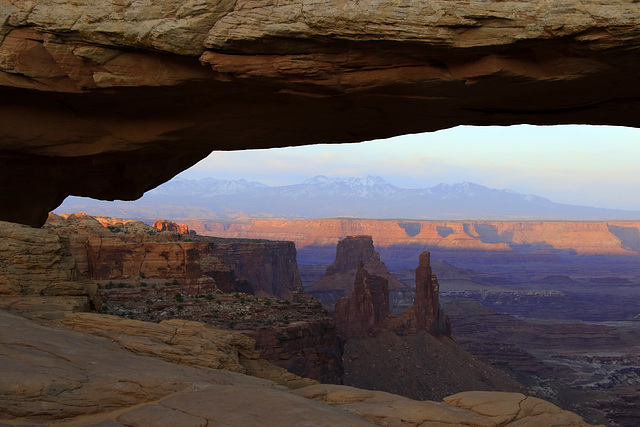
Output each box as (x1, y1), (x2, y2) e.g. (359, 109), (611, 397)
(1, 0), (639, 226)
(0, 219), (98, 317)
(0, 308), (598, 426)
(153, 219), (191, 234)
(334, 262), (392, 339)
(211, 239), (303, 299)
(310, 235), (409, 294)
(98, 286), (345, 384)
(398, 251), (452, 336)
(45, 213), (302, 299)
(334, 248), (450, 339)
(244, 318), (344, 385)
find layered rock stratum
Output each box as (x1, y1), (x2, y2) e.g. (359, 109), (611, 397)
(46, 213), (303, 299)
(1, 0), (639, 226)
(0, 219), (99, 317)
(190, 218), (640, 257)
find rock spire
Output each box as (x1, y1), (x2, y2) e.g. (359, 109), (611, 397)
(332, 241), (450, 339)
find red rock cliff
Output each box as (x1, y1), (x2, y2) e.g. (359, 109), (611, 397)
(395, 252), (451, 337)
(153, 220), (191, 235)
(47, 213), (303, 300)
(333, 249), (450, 339)
(192, 218), (640, 256)
(309, 235), (409, 293)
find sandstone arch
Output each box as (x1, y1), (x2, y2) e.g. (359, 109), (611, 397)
(1, 0), (639, 226)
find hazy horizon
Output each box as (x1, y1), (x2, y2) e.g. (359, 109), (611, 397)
(175, 124), (640, 211)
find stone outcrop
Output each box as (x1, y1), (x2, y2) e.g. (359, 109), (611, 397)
(397, 252), (451, 336)
(1, 0), (639, 226)
(211, 239), (303, 300)
(334, 262), (391, 339)
(0, 308), (598, 426)
(244, 319), (344, 385)
(0, 219), (98, 317)
(333, 249), (450, 339)
(310, 235), (409, 295)
(294, 386), (596, 427)
(98, 286), (345, 384)
(153, 219), (191, 234)
(46, 213), (302, 299)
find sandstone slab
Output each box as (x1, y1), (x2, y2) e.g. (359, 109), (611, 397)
(0, 308), (599, 426)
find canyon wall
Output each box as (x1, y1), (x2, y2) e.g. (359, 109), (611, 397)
(46, 213), (302, 299)
(210, 239), (303, 300)
(244, 319), (344, 384)
(191, 218), (640, 257)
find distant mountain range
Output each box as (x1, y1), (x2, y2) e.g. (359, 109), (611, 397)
(56, 175), (640, 221)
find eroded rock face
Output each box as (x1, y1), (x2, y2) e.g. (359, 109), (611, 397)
(211, 239), (303, 299)
(0, 219), (97, 316)
(397, 252), (451, 337)
(310, 235), (408, 296)
(333, 248), (450, 339)
(1, 0), (639, 226)
(153, 219), (191, 234)
(244, 318), (344, 384)
(45, 213), (302, 299)
(334, 262), (391, 339)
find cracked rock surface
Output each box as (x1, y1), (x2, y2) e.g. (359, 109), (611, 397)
(0, 308), (600, 426)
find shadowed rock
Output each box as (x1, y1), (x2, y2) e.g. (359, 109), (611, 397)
(333, 247), (450, 339)
(1, 0), (639, 226)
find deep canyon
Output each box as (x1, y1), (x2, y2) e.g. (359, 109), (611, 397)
(189, 217), (640, 426)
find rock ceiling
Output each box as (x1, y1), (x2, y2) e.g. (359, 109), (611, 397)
(1, 0), (639, 226)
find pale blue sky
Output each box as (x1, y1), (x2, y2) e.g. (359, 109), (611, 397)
(178, 125), (640, 211)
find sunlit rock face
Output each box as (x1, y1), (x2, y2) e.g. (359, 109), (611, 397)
(1, 0), (639, 226)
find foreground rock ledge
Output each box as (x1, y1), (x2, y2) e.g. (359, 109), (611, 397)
(1, 0), (639, 226)
(0, 309), (599, 426)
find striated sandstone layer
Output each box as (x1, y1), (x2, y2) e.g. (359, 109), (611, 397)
(194, 218), (640, 256)
(46, 213), (303, 299)
(0, 219), (98, 317)
(1, 0), (639, 226)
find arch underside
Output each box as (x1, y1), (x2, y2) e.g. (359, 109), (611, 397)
(1, 0), (639, 226)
